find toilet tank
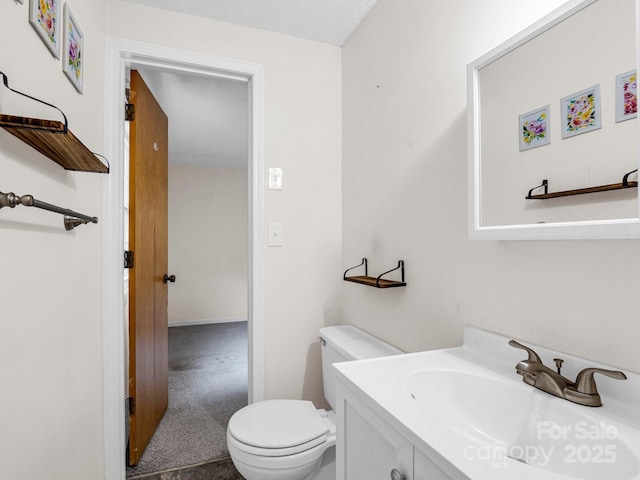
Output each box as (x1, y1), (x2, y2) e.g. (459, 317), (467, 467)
(319, 325), (403, 410)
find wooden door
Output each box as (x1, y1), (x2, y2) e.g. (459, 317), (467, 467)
(128, 70), (169, 466)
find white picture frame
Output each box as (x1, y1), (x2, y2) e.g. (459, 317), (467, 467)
(29, 0), (60, 59)
(62, 3), (84, 94)
(560, 85), (602, 139)
(615, 69), (637, 122)
(519, 105), (551, 152)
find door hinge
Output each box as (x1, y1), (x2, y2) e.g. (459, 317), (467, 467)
(124, 250), (134, 269)
(128, 397), (135, 415)
(125, 103), (135, 121)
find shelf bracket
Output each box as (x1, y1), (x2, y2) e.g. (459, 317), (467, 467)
(622, 169), (638, 187)
(526, 179), (548, 199)
(0, 71), (68, 133)
(343, 258), (367, 280)
(375, 260), (405, 288)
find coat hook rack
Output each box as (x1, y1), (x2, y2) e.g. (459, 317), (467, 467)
(0, 191), (98, 230)
(343, 258), (406, 288)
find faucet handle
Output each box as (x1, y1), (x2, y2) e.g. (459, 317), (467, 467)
(508, 340), (542, 363)
(553, 358), (564, 374)
(575, 368), (627, 394)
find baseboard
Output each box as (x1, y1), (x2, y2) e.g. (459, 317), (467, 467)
(169, 317), (247, 328)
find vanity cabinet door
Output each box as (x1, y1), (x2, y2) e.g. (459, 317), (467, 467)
(342, 397), (413, 480)
(414, 449), (454, 480)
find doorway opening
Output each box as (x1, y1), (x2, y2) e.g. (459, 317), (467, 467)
(125, 67), (250, 475)
(104, 38), (265, 480)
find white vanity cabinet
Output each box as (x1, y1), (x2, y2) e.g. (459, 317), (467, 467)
(336, 377), (455, 480)
(413, 450), (454, 480)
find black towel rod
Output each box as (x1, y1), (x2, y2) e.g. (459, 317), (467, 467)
(0, 191), (98, 230)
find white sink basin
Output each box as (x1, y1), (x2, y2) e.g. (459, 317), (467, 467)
(406, 369), (639, 479)
(334, 327), (640, 480)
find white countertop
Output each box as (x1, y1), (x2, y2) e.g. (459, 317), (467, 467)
(334, 326), (640, 480)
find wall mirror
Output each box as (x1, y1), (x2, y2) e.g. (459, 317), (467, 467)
(468, 0), (640, 240)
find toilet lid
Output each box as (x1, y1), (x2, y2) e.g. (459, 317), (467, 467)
(228, 399), (328, 450)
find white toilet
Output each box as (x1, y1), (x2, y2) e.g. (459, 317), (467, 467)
(227, 325), (403, 480)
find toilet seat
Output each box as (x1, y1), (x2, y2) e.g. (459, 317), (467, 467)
(228, 399), (332, 457)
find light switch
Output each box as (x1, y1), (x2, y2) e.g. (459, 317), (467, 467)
(269, 167), (283, 190)
(268, 223), (283, 247)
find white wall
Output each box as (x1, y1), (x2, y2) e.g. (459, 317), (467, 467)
(0, 1), (106, 479)
(107, 1), (343, 404)
(342, 0), (640, 374)
(168, 164), (248, 325)
(1, 1), (341, 477)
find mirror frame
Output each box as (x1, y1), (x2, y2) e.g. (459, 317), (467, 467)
(468, 0), (640, 240)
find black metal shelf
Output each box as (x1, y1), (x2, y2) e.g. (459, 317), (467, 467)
(343, 258), (406, 288)
(526, 169), (637, 200)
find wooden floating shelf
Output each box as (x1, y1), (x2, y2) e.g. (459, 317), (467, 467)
(0, 114), (109, 174)
(343, 258), (406, 289)
(344, 275), (407, 289)
(527, 181), (637, 200)
(526, 171), (638, 200)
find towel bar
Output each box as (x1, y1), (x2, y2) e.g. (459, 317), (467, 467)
(0, 190), (98, 230)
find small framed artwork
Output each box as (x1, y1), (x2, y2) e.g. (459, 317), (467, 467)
(560, 85), (601, 139)
(29, 0), (60, 58)
(519, 105), (550, 151)
(615, 69), (637, 122)
(62, 3), (83, 94)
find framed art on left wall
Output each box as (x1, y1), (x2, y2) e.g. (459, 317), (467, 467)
(29, 0), (60, 58)
(62, 3), (84, 93)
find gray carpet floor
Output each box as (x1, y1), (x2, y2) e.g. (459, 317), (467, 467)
(127, 458), (244, 480)
(127, 322), (248, 477)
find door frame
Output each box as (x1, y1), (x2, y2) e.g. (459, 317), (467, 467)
(103, 37), (264, 480)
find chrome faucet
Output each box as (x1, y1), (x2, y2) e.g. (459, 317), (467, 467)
(508, 340), (627, 407)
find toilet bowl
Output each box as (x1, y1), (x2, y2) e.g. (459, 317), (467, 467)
(227, 400), (336, 480)
(227, 325), (403, 480)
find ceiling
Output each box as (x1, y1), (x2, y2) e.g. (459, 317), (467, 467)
(138, 69), (249, 168)
(130, 0), (379, 168)
(119, 0), (379, 46)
